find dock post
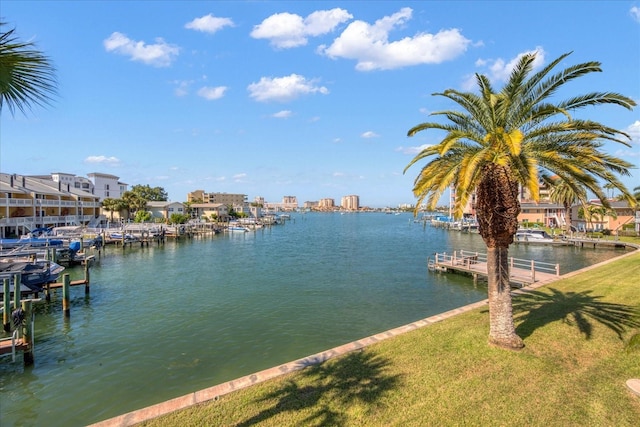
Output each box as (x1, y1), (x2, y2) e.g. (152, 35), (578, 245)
(21, 299), (34, 366)
(530, 260), (536, 282)
(45, 283), (51, 302)
(555, 264), (560, 276)
(13, 274), (21, 313)
(3, 279), (10, 332)
(62, 274), (71, 318)
(84, 262), (91, 294)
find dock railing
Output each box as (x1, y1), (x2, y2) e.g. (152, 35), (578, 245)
(431, 249), (560, 282)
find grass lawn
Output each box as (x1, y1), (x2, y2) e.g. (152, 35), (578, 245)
(142, 252), (640, 426)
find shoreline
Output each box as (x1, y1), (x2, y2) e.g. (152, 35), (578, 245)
(90, 246), (640, 427)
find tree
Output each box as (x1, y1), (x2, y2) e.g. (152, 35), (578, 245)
(130, 184), (168, 202)
(548, 177), (588, 234)
(0, 23), (57, 116)
(101, 198), (120, 223)
(405, 52), (636, 350)
(169, 213), (190, 224)
(121, 191), (147, 221)
(579, 203), (618, 232)
(134, 210), (151, 223)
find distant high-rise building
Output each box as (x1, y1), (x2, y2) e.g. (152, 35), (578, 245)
(341, 195), (359, 211)
(282, 196), (298, 211)
(318, 198), (335, 210)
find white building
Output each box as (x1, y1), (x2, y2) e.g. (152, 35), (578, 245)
(88, 172), (128, 201)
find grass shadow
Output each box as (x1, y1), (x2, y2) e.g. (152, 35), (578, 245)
(234, 350), (401, 426)
(513, 288), (640, 340)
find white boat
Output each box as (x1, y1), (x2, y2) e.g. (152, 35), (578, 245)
(514, 229), (555, 243)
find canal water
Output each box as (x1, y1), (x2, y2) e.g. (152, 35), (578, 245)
(0, 213), (628, 426)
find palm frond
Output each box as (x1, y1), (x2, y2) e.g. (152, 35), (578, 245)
(0, 23), (58, 116)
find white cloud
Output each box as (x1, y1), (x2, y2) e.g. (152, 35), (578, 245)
(233, 173), (247, 182)
(247, 73), (329, 102)
(320, 7), (470, 71)
(627, 120), (640, 144)
(197, 86), (227, 100)
(396, 144), (432, 155)
(361, 131), (379, 138)
(103, 32), (179, 67)
(251, 8), (352, 49)
(84, 155), (121, 166)
(631, 6), (640, 22)
(477, 47), (546, 83)
(185, 14), (234, 34)
(272, 110), (293, 118)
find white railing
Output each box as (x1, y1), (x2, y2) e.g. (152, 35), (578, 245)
(432, 249), (560, 281)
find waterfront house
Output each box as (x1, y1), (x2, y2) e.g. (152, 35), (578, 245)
(189, 203), (229, 222)
(518, 202), (565, 228)
(147, 201), (186, 222)
(571, 200), (638, 233)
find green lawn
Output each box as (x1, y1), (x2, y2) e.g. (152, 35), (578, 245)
(142, 252), (640, 426)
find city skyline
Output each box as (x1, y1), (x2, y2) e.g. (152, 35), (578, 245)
(2, 1), (639, 207)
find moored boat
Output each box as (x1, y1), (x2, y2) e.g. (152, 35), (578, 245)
(514, 229), (557, 244)
(0, 259), (65, 293)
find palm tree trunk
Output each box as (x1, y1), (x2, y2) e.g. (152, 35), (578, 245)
(486, 246), (524, 349)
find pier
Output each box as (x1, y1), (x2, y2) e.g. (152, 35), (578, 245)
(428, 249), (560, 287)
(565, 237), (638, 250)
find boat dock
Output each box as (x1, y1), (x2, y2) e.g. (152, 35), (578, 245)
(428, 249), (560, 287)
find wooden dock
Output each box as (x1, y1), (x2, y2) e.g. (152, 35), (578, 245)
(428, 250), (560, 287)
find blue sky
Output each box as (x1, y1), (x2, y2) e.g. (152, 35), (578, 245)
(2, 1), (639, 207)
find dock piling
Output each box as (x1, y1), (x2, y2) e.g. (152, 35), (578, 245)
(62, 274), (70, 318)
(84, 262), (91, 294)
(13, 274), (20, 312)
(21, 299), (34, 366)
(3, 279), (10, 332)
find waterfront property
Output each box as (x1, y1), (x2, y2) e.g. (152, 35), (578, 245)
(0, 213), (633, 427)
(0, 173), (102, 238)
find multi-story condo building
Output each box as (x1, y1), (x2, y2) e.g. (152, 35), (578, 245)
(282, 196), (298, 211)
(341, 195), (359, 211)
(318, 198), (335, 211)
(303, 201), (319, 209)
(87, 172), (128, 201)
(187, 190), (247, 206)
(0, 173), (101, 238)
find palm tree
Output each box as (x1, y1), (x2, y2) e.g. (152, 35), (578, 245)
(101, 197), (127, 224)
(121, 192), (147, 222)
(580, 203), (617, 232)
(405, 52), (636, 350)
(548, 177), (588, 234)
(0, 23), (57, 116)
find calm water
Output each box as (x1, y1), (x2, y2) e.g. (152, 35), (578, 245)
(0, 213), (628, 426)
